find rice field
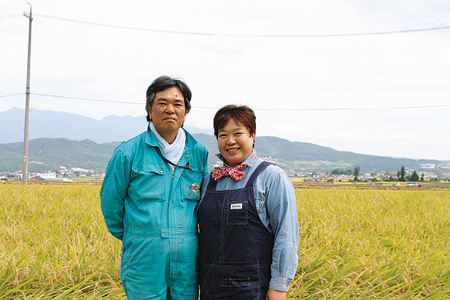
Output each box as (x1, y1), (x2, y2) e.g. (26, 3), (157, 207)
(1, 183), (450, 299)
(292, 188), (450, 299)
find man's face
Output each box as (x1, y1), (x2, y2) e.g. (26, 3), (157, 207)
(148, 87), (186, 142)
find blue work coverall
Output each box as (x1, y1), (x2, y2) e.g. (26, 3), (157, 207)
(100, 126), (209, 300)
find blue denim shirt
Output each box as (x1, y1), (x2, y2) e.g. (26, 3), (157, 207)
(200, 151), (299, 292)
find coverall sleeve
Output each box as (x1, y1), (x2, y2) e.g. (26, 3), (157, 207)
(201, 150), (209, 183)
(100, 149), (131, 241)
(265, 171), (299, 292)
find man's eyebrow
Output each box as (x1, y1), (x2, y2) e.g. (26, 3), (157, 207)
(155, 98), (184, 101)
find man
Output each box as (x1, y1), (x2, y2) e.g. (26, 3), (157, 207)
(101, 75), (209, 300)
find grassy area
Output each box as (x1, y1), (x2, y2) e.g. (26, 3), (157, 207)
(1, 184), (450, 299)
(291, 178), (450, 190)
(0, 184), (124, 299)
(292, 189), (450, 299)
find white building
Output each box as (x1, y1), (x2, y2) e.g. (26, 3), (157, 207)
(420, 164), (436, 169)
(37, 172), (56, 179)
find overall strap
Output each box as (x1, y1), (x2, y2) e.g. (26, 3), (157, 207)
(206, 173), (218, 190)
(245, 161), (272, 188)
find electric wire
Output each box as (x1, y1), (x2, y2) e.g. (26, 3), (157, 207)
(0, 93), (24, 98)
(1, 92), (449, 111)
(34, 13), (450, 38)
(32, 93), (142, 105)
(0, 12), (23, 21)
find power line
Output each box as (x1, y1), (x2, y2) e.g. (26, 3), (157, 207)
(32, 93), (143, 105)
(2, 92), (449, 111)
(0, 12), (23, 20)
(256, 105), (450, 111)
(0, 93), (24, 98)
(34, 13), (450, 38)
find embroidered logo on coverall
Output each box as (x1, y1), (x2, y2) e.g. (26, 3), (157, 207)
(186, 183), (200, 193)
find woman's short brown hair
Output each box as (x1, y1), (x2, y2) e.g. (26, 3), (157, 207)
(213, 105), (256, 139)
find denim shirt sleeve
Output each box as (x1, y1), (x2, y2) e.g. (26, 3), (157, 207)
(259, 168), (299, 292)
(100, 148), (131, 241)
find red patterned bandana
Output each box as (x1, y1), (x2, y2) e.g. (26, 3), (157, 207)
(212, 164), (248, 181)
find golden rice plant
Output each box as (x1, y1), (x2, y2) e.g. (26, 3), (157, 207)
(0, 184), (125, 299)
(289, 189), (450, 299)
(1, 183), (450, 299)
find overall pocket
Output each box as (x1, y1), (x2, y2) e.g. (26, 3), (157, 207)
(180, 167), (203, 201)
(212, 262), (261, 300)
(130, 164), (165, 201)
(226, 201), (249, 225)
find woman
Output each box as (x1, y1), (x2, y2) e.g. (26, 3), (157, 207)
(197, 105), (299, 300)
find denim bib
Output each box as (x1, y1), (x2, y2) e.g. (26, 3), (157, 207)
(198, 161), (274, 300)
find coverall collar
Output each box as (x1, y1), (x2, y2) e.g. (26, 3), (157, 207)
(145, 123), (198, 151)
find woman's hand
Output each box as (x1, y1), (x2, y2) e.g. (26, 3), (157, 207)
(266, 289), (286, 300)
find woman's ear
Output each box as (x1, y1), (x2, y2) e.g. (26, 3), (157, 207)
(252, 132), (256, 148)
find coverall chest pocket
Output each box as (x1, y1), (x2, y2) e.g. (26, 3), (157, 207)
(226, 201), (249, 225)
(180, 167), (202, 201)
(130, 164), (165, 201)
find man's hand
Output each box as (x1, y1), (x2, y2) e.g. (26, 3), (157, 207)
(266, 289), (286, 300)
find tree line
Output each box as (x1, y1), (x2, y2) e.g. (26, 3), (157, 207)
(331, 166), (422, 182)
(331, 167), (361, 181)
(395, 166), (421, 182)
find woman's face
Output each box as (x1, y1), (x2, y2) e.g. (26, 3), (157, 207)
(218, 118), (255, 167)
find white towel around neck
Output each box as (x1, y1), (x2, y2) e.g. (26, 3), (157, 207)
(149, 122), (186, 174)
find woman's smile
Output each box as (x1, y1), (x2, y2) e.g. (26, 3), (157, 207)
(218, 119), (255, 167)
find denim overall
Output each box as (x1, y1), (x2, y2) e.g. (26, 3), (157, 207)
(197, 162), (274, 300)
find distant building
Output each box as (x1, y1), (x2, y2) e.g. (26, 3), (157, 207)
(420, 164), (436, 169)
(71, 167), (89, 173)
(6, 174), (22, 181)
(37, 172), (56, 179)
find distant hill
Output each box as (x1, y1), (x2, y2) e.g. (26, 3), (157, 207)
(0, 107), (211, 144)
(192, 135), (448, 174)
(0, 138), (121, 173)
(1, 136), (446, 174)
(1, 108), (448, 174)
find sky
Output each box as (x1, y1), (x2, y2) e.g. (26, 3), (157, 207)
(1, 0), (450, 161)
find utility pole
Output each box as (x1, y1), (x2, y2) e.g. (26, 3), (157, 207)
(22, 3), (32, 185)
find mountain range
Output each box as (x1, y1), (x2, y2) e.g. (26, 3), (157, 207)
(1, 108), (448, 174)
(0, 107), (211, 144)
